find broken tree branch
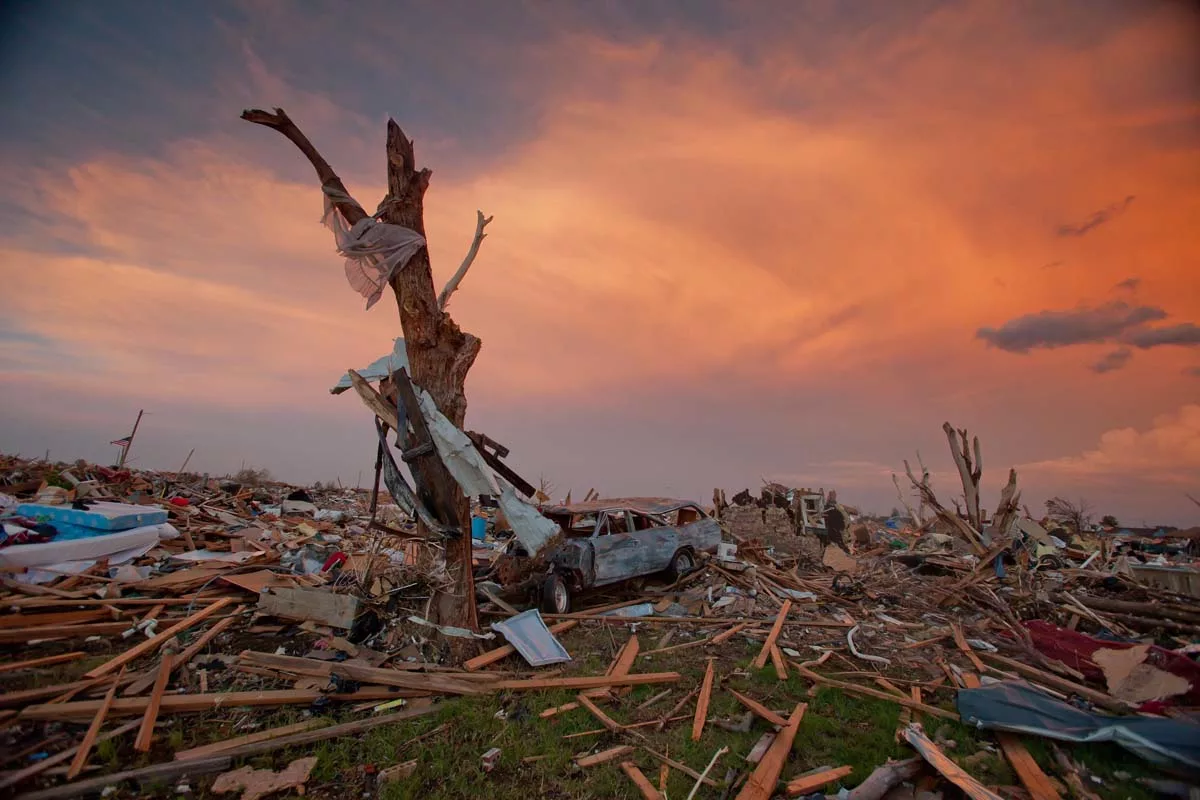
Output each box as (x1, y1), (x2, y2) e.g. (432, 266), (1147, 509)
(438, 210), (493, 310)
(943, 422), (982, 531)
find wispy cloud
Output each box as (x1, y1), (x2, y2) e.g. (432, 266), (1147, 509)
(976, 302), (1167, 353)
(1091, 348), (1132, 373)
(1056, 195), (1135, 237)
(1113, 277), (1141, 292)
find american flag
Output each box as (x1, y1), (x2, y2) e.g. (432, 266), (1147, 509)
(110, 436), (132, 447)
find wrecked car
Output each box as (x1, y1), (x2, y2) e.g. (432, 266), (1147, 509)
(529, 497), (722, 613)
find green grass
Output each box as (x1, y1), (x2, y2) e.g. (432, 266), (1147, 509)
(4, 626), (1169, 799)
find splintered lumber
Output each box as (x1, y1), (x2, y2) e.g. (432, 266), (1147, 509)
(585, 633), (640, 698)
(85, 597), (235, 678)
(729, 689), (789, 727)
(492, 672), (680, 692)
(641, 636), (714, 657)
(793, 665), (957, 720)
(15, 757), (232, 800)
(212, 704), (435, 760)
(659, 686), (699, 731)
(575, 745), (635, 768)
(66, 676), (121, 779)
(540, 701), (580, 719)
(736, 702), (807, 800)
(0, 622), (133, 642)
(0, 610), (109, 629)
(577, 693), (623, 733)
(620, 761), (665, 800)
(753, 600), (792, 669)
(786, 765), (853, 797)
(642, 747), (719, 788)
(692, 658), (715, 741)
(770, 644), (789, 680)
(0, 719), (140, 791)
(20, 688), (401, 720)
(174, 719), (327, 760)
(465, 620), (577, 670)
(951, 623), (986, 672)
(903, 724), (1004, 800)
(710, 622), (750, 644)
(240, 651), (484, 694)
(126, 614), (238, 695)
(0, 652), (85, 673)
(997, 733), (1061, 800)
(636, 689), (672, 711)
(134, 651), (174, 752)
(980, 653), (1128, 714)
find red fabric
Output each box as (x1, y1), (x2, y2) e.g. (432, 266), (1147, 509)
(168, 497), (190, 507)
(1024, 619), (1200, 704)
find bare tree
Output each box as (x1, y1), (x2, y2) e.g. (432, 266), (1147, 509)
(943, 422), (982, 531)
(243, 109), (487, 634)
(1045, 496), (1093, 533)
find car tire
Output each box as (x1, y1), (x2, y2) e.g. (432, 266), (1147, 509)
(542, 573), (571, 614)
(666, 548), (695, 581)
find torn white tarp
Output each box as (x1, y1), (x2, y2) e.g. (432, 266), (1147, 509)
(497, 487), (557, 556)
(322, 188), (426, 310)
(330, 338), (409, 395)
(416, 388), (498, 497)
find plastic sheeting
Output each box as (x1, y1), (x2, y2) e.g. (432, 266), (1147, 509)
(322, 190), (425, 310)
(0, 522), (177, 569)
(497, 487), (558, 556)
(957, 681), (1200, 769)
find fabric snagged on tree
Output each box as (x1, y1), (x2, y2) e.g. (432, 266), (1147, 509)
(321, 187), (425, 310)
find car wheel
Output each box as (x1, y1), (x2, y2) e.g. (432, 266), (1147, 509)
(666, 549), (695, 581)
(542, 573), (571, 614)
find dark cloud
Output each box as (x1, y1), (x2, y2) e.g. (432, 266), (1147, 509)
(1041, 260), (1065, 269)
(1056, 195), (1135, 237)
(976, 301), (1167, 353)
(1113, 277), (1140, 292)
(1090, 348), (1132, 374)
(1122, 323), (1200, 349)
(1187, 367), (1200, 378)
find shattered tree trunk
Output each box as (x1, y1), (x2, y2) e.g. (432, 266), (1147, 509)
(242, 108), (479, 633)
(943, 422), (982, 532)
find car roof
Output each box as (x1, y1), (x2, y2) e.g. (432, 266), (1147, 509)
(540, 497), (702, 516)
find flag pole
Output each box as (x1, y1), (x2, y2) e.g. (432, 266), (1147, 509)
(118, 409), (144, 468)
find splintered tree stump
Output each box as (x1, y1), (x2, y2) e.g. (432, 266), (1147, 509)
(243, 108), (479, 635)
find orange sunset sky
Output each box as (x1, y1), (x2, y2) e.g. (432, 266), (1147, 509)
(0, 1), (1198, 525)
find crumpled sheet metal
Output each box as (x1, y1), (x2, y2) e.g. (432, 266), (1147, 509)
(416, 388), (555, 555)
(957, 681), (1200, 770)
(330, 338), (409, 394)
(490, 609), (571, 667)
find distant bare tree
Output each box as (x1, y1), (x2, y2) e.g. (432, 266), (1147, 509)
(1045, 496), (1093, 533)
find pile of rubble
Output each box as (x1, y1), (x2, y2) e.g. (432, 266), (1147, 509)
(1, 424), (1198, 799)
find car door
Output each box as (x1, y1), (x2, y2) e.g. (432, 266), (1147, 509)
(629, 511), (679, 573)
(590, 509), (644, 585)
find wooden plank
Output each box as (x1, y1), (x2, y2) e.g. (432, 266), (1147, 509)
(997, 733), (1061, 800)
(134, 651), (174, 752)
(0, 610), (108, 629)
(770, 644), (789, 680)
(736, 702), (807, 800)
(711, 622), (750, 644)
(576, 693), (623, 732)
(575, 745), (635, 768)
(85, 597), (235, 678)
(539, 701), (579, 719)
(641, 636), (714, 657)
(125, 614), (239, 695)
(692, 658), (715, 741)
(0, 720), (141, 792)
(257, 587), (358, 629)
(0, 622), (134, 642)
(752, 600), (792, 669)
(729, 689), (789, 727)
(215, 704), (435, 760)
(792, 665), (957, 720)
(642, 747), (719, 788)
(66, 675), (121, 779)
(20, 688), (402, 720)
(584, 632), (639, 698)
(0, 651), (85, 673)
(620, 761), (665, 800)
(786, 765), (853, 796)
(951, 623), (986, 672)
(492, 672), (680, 692)
(240, 651), (485, 695)
(981, 653), (1128, 713)
(174, 719), (326, 760)
(464, 621), (577, 670)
